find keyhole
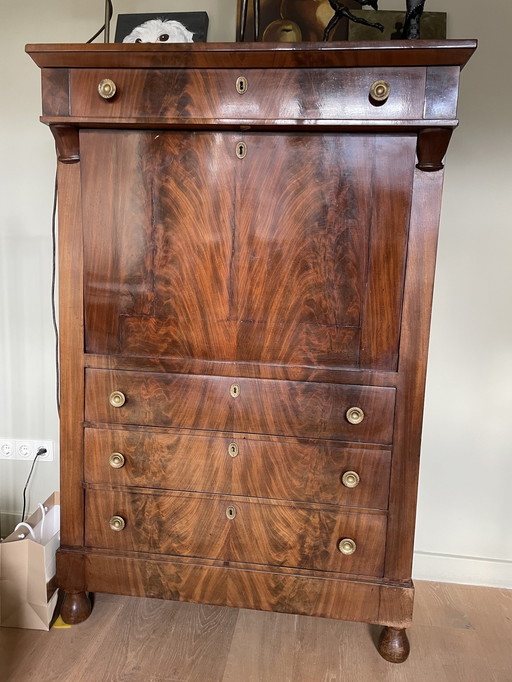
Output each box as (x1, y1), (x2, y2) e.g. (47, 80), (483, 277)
(236, 142), (247, 159)
(226, 506), (237, 519)
(230, 383), (241, 398)
(236, 76), (248, 94)
(228, 442), (239, 457)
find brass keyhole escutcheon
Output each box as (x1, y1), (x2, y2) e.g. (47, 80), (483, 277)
(109, 391), (126, 408)
(228, 442), (239, 458)
(236, 142), (247, 159)
(98, 78), (117, 99)
(369, 79), (391, 104)
(230, 383), (241, 398)
(109, 515), (126, 531)
(226, 506), (237, 520)
(342, 471), (360, 488)
(346, 406), (364, 425)
(236, 76), (248, 94)
(109, 452), (126, 469)
(338, 538), (357, 555)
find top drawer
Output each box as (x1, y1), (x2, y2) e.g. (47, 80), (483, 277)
(69, 67), (427, 122)
(85, 369), (395, 444)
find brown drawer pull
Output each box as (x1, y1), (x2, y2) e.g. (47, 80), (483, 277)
(109, 452), (125, 469)
(338, 538), (357, 555)
(109, 391), (126, 408)
(98, 78), (117, 99)
(109, 515), (126, 531)
(341, 471), (360, 488)
(369, 80), (390, 103)
(346, 407), (364, 425)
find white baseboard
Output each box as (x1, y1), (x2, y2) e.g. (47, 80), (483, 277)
(413, 550), (512, 589)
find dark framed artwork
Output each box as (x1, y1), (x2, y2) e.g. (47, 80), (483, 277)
(348, 10), (446, 40)
(115, 12), (209, 43)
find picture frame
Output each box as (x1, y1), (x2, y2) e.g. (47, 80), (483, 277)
(348, 10), (446, 40)
(115, 12), (209, 43)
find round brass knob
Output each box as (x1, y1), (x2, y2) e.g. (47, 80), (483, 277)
(370, 80), (391, 103)
(109, 452), (125, 469)
(98, 78), (117, 99)
(346, 407), (364, 425)
(338, 538), (357, 555)
(109, 515), (126, 531)
(342, 471), (360, 488)
(109, 391), (126, 408)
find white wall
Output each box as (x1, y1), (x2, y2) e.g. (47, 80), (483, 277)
(1, 0), (510, 588)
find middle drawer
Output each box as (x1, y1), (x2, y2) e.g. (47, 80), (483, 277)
(85, 369), (395, 444)
(84, 427), (391, 510)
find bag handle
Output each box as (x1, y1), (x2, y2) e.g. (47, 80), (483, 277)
(13, 522), (36, 540)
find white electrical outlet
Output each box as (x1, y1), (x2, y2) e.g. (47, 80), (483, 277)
(0, 438), (54, 461)
(0, 439), (15, 458)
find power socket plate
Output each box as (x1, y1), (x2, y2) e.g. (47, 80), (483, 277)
(0, 439), (54, 462)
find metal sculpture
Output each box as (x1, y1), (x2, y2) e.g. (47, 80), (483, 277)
(402, 0), (427, 39)
(323, 0), (384, 41)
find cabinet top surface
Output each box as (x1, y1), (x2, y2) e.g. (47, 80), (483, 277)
(26, 40), (476, 70)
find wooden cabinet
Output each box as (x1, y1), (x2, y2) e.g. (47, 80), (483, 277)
(27, 40), (475, 662)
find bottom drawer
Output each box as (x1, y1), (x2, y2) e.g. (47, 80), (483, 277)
(85, 488), (387, 577)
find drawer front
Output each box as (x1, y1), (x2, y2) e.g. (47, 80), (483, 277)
(85, 369), (396, 444)
(84, 427), (391, 510)
(70, 67), (426, 121)
(85, 489), (387, 577)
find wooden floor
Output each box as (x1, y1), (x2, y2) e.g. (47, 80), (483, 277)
(0, 581), (511, 681)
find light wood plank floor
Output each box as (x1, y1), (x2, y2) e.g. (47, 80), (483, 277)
(1, 581), (511, 681)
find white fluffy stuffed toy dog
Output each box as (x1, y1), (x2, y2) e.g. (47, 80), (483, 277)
(123, 19), (194, 43)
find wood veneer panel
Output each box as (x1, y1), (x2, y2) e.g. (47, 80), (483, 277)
(57, 161), (85, 548)
(69, 68), (426, 121)
(85, 488), (387, 576)
(26, 40), (477, 70)
(385, 168), (445, 580)
(360, 134), (415, 369)
(84, 427), (392, 509)
(83, 130), (409, 370)
(85, 368), (396, 443)
(79, 552), (413, 625)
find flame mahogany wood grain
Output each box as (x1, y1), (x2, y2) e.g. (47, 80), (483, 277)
(85, 368), (396, 443)
(81, 130), (411, 371)
(84, 427), (392, 510)
(70, 68), (426, 121)
(85, 487), (387, 577)
(56, 549), (414, 625)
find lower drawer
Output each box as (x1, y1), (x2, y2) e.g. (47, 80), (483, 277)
(85, 488), (387, 577)
(84, 427), (391, 510)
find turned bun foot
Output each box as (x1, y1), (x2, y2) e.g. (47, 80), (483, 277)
(378, 626), (410, 663)
(60, 590), (92, 624)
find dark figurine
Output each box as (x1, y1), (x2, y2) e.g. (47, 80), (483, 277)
(323, 0), (384, 41)
(402, 0), (426, 39)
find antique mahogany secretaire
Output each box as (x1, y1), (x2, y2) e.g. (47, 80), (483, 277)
(27, 40), (475, 662)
